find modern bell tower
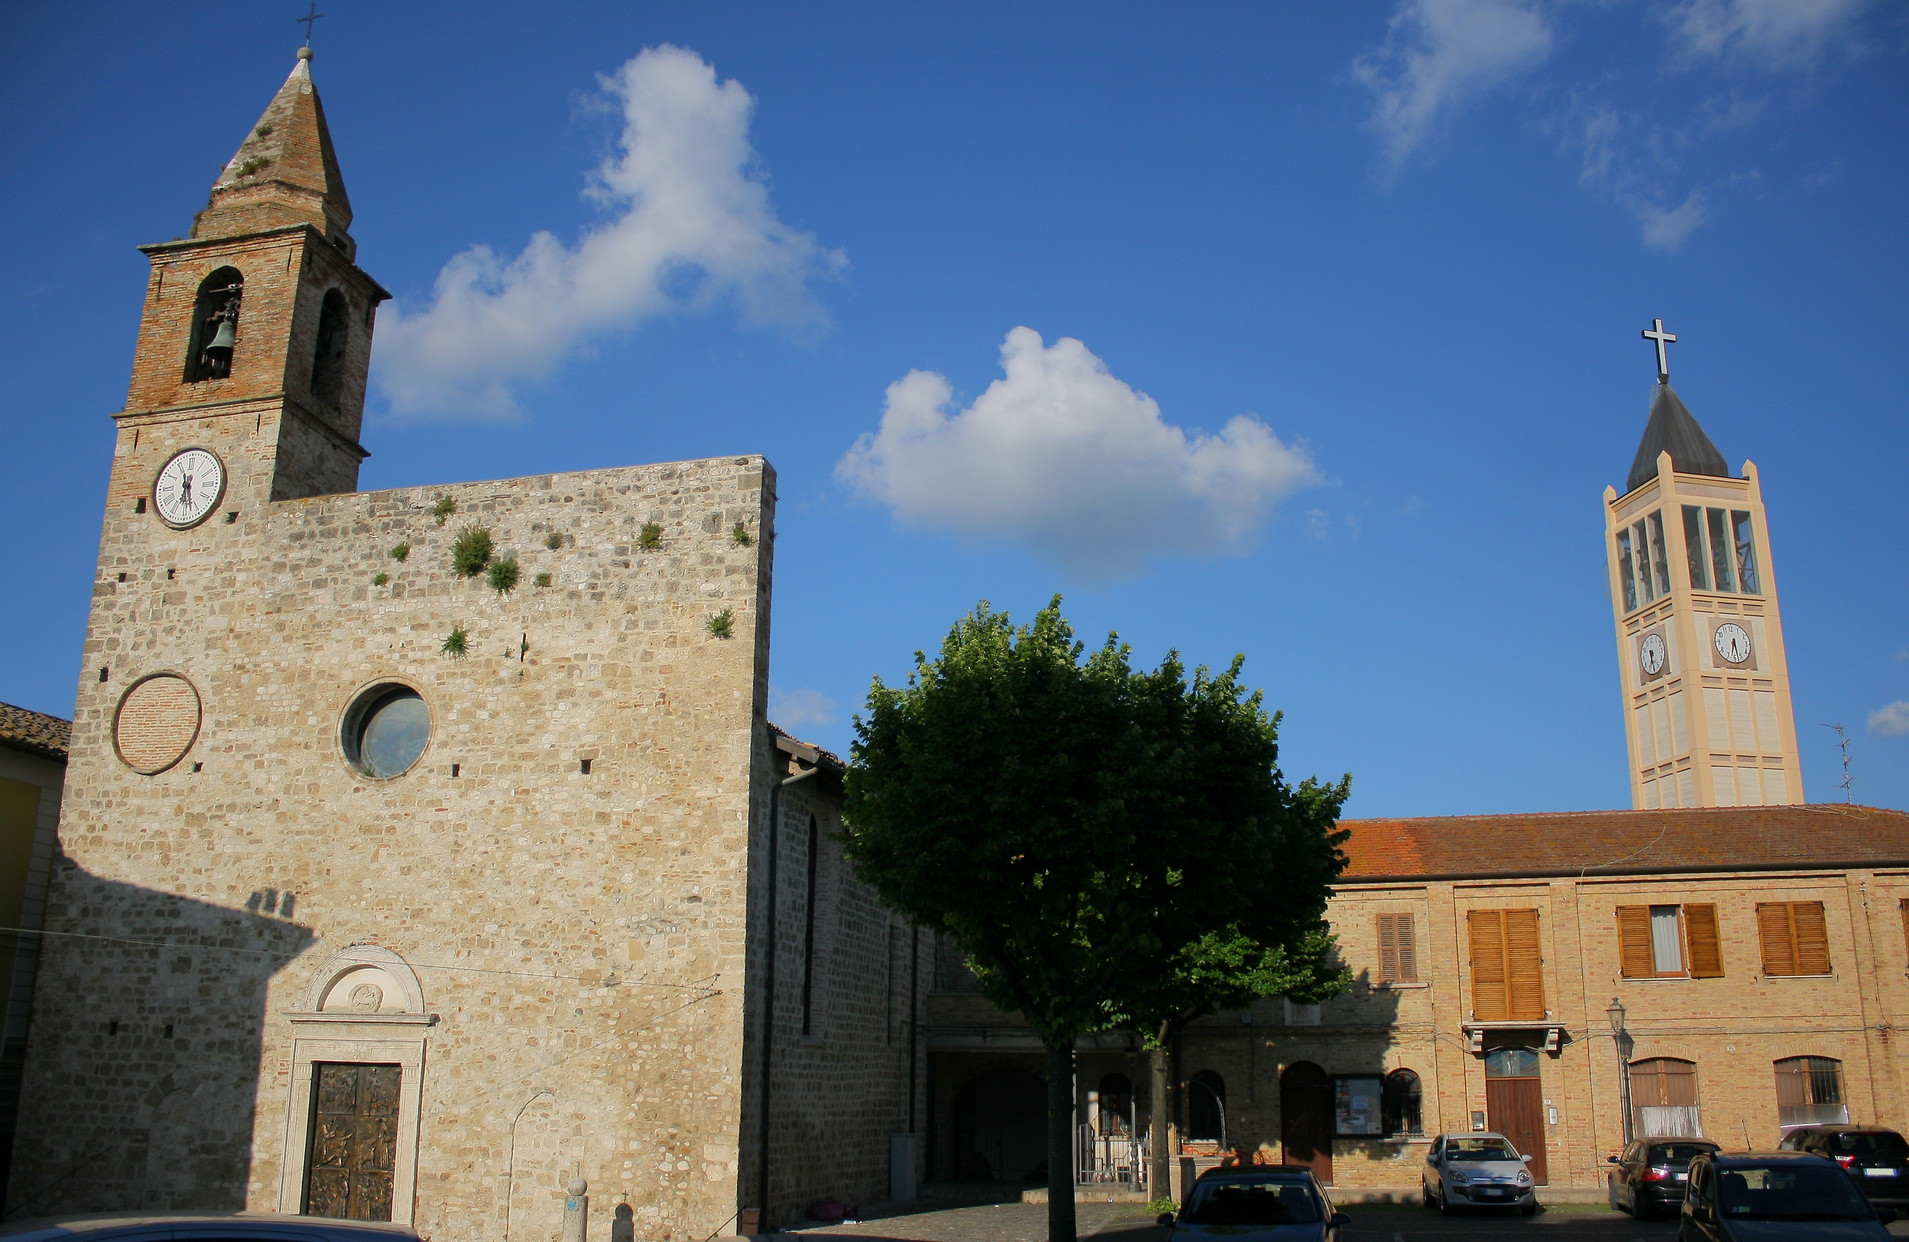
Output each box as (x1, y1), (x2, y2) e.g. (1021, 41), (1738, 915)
(1602, 321), (1804, 809)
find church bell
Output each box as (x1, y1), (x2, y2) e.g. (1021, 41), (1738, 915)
(204, 316), (237, 370)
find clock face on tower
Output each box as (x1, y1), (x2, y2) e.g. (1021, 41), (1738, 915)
(153, 448), (226, 529)
(1713, 621), (1753, 665)
(1639, 633), (1667, 677)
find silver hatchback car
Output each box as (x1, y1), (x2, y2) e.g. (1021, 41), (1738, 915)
(1421, 1132), (1539, 1214)
(0, 1214), (421, 1242)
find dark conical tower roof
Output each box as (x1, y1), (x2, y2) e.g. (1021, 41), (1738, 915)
(1626, 382), (1729, 494)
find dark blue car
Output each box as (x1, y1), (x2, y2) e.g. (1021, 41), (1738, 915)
(1680, 1150), (1899, 1241)
(1160, 1168), (1351, 1242)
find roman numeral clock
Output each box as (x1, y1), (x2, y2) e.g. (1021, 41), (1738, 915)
(151, 448), (227, 528)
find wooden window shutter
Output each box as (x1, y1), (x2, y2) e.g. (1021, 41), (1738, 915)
(1757, 902), (1798, 976)
(1793, 902), (1831, 975)
(1504, 908), (1545, 1021)
(1396, 915), (1418, 983)
(1378, 915), (1399, 983)
(1616, 906), (1655, 978)
(1468, 909), (1509, 1022)
(1684, 904), (1724, 978)
(1900, 899), (1909, 963)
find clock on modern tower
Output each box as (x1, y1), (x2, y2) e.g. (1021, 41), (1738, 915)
(1602, 320), (1802, 810)
(152, 448), (226, 529)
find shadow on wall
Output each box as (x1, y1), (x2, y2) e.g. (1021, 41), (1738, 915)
(3, 848), (315, 1220)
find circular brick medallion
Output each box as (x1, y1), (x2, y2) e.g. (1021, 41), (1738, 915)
(113, 673), (203, 774)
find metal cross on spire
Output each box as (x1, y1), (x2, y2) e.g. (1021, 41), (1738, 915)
(1642, 317), (1677, 382)
(296, 3), (326, 49)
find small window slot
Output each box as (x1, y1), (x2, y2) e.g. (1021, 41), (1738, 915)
(579, 758), (592, 775)
(135, 498), (147, 513)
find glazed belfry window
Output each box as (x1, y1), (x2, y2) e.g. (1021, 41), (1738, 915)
(1682, 506), (1761, 595)
(1615, 510), (1672, 613)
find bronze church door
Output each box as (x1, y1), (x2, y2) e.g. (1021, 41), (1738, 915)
(305, 1063), (401, 1220)
(1484, 1048), (1547, 1184)
(1279, 1062), (1332, 1185)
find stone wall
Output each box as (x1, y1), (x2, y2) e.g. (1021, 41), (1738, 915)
(10, 451), (777, 1242)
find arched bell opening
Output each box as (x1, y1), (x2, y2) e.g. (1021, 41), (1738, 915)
(310, 288), (349, 406)
(185, 267), (244, 382)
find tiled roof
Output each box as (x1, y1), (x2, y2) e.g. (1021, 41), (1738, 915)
(769, 722), (846, 777)
(0, 701), (71, 762)
(1339, 803), (1909, 882)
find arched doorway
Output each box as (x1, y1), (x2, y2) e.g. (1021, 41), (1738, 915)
(1280, 1062), (1332, 1184)
(951, 1068), (1046, 1182)
(1187, 1070), (1226, 1147)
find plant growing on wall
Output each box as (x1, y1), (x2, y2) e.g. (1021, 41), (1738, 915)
(732, 522), (752, 547)
(534, 572), (552, 588)
(544, 532), (564, 550)
(639, 521), (663, 551)
(452, 526), (493, 577)
(372, 572), (389, 586)
(389, 542), (410, 562)
(433, 496), (457, 525)
(706, 609), (734, 639)
(441, 626), (469, 658)
(488, 557), (519, 594)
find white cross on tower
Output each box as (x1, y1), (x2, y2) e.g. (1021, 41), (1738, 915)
(1642, 317), (1677, 382)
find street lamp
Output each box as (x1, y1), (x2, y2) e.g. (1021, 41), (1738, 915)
(1608, 997), (1635, 1145)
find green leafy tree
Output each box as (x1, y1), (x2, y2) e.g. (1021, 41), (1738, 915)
(842, 599), (1349, 1242)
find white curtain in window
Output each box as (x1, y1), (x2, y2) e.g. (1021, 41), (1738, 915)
(1650, 906), (1683, 973)
(1637, 1106), (1701, 1138)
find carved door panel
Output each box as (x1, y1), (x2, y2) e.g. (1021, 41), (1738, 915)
(305, 1063), (401, 1221)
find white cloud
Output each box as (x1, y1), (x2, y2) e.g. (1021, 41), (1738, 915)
(836, 328), (1321, 581)
(769, 687), (838, 731)
(1870, 701), (1909, 738)
(1555, 98), (1711, 249)
(1666, 0), (1870, 68)
(1352, 0), (1554, 170)
(375, 46), (843, 419)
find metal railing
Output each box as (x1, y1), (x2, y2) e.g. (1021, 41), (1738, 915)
(1076, 1124), (1148, 1191)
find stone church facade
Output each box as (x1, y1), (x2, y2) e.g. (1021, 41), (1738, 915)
(7, 52), (924, 1237)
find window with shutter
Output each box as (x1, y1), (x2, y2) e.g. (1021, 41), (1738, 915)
(1468, 909), (1509, 1022)
(1504, 909), (1545, 1020)
(1685, 904), (1723, 978)
(1469, 908), (1542, 1021)
(1899, 898), (1909, 962)
(1757, 902), (1831, 976)
(1377, 914), (1418, 984)
(1616, 906), (1655, 978)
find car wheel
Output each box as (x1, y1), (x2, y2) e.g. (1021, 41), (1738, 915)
(1421, 1181), (1433, 1208)
(1437, 1190), (1453, 1216)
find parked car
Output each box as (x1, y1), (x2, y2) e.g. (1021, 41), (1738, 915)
(0, 1214), (421, 1242)
(1777, 1125), (1909, 1211)
(1679, 1150), (1898, 1240)
(1420, 1131), (1538, 1215)
(1159, 1167), (1351, 1242)
(1607, 1136), (1720, 1217)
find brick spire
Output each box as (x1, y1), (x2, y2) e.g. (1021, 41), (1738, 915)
(192, 48), (355, 257)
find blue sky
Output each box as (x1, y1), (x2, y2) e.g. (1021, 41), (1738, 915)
(3, 1), (1905, 816)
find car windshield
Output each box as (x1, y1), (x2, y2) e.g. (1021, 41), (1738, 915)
(1181, 1178), (1323, 1226)
(1716, 1165), (1872, 1221)
(1825, 1132), (1909, 1159)
(1446, 1139), (1519, 1161)
(1648, 1143), (1717, 1165)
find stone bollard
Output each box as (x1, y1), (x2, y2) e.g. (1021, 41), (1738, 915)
(562, 1178), (587, 1242)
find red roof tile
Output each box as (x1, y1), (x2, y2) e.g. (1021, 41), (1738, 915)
(0, 701), (70, 762)
(1338, 803), (1909, 881)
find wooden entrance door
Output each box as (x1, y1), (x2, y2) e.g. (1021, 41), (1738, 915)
(1485, 1077), (1547, 1184)
(305, 1063), (401, 1220)
(1280, 1062), (1332, 1185)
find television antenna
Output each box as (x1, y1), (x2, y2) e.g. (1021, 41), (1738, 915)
(1821, 723), (1853, 803)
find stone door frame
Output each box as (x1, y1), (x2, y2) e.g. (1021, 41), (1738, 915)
(277, 1023), (429, 1223)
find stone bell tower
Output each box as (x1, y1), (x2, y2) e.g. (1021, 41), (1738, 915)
(1602, 320), (1804, 810)
(112, 47), (388, 528)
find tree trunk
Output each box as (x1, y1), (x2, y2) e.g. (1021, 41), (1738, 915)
(1046, 1041), (1077, 1242)
(1148, 1025), (1171, 1202)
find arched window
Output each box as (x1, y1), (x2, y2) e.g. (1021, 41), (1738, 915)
(1381, 1068), (1422, 1137)
(186, 267), (243, 382)
(1187, 1069), (1226, 1144)
(1775, 1056), (1847, 1128)
(1095, 1073), (1132, 1135)
(310, 288), (349, 406)
(1631, 1058), (1700, 1137)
